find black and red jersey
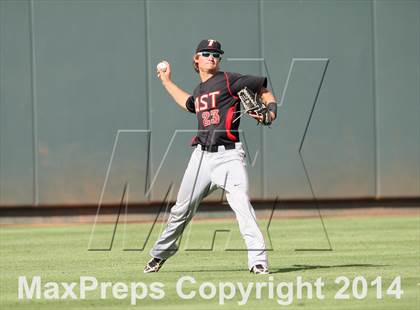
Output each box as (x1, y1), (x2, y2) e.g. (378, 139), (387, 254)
(185, 71), (267, 147)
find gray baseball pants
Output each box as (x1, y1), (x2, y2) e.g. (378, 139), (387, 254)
(149, 143), (268, 270)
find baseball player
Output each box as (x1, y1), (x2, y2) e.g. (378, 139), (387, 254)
(144, 39), (277, 274)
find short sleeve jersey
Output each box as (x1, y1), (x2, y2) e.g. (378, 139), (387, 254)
(185, 71), (267, 147)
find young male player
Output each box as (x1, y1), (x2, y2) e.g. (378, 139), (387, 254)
(144, 39), (277, 274)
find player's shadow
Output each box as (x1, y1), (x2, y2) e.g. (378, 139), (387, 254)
(270, 264), (388, 274)
(166, 268), (249, 273)
(165, 264), (387, 274)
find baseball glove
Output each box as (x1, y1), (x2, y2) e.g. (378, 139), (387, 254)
(237, 87), (272, 126)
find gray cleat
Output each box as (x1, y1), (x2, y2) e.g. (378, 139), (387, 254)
(250, 264), (269, 274)
(144, 257), (166, 273)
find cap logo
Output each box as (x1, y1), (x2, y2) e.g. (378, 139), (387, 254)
(208, 39), (216, 47)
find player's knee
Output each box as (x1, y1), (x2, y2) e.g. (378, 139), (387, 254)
(170, 205), (185, 219)
(170, 201), (192, 219)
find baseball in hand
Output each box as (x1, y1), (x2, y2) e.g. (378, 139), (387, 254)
(157, 62), (167, 72)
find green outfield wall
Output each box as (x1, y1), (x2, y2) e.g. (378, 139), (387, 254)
(0, 0), (419, 206)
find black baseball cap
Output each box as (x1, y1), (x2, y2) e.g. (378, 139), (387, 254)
(195, 39), (224, 54)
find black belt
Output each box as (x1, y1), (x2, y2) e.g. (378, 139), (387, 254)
(198, 144), (236, 152)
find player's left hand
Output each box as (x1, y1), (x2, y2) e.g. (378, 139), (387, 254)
(248, 111), (264, 123)
(248, 111), (275, 124)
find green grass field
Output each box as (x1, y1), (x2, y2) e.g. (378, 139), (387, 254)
(1, 215), (419, 309)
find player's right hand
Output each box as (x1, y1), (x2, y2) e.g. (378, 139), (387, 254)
(156, 60), (171, 84)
